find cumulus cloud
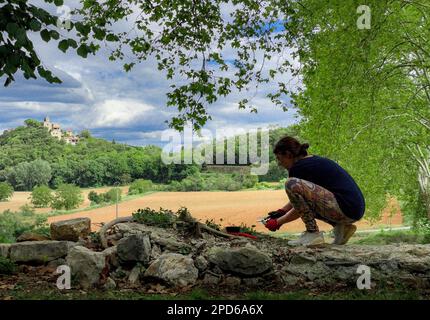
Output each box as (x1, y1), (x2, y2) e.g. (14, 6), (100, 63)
(85, 99), (155, 128)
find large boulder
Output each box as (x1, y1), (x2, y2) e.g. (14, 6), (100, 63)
(151, 235), (192, 253)
(280, 244), (430, 288)
(50, 218), (91, 242)
(102, 246), (119, 268)
(0, 244), (11, 258)
(9, 241), (75, 264)
(128, 265), (145, 285)
(144, 253), (198, 287)
(66, 246), (106, 289)
(207, 246), (272, 276)
(117, 234), (151, 264)
(16, 232), (50, 242)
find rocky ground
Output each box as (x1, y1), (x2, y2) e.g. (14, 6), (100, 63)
(1, 216), (430, 300)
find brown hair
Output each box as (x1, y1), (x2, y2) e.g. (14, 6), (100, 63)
(273, 136), (309, 157)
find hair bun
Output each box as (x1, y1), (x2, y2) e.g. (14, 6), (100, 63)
(301, 143), (310, 150)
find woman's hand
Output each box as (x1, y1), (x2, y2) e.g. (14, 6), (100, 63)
(265, 218), (280, 231)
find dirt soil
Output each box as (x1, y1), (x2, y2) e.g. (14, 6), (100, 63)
(0, 186), (130, 214)
(46, 190), (403, 233)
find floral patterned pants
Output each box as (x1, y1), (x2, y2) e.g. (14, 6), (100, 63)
(285, 177), (356, 232)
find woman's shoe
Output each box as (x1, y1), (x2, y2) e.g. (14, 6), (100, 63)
(288, 231), (325, 246)
(333, 224), (357, 245)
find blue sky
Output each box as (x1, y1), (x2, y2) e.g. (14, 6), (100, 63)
(0, 2), (299, 147)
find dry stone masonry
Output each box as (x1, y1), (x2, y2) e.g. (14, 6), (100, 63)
(2, 217), (430, 292)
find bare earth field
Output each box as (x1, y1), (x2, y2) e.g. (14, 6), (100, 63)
(0, 186), (129, 215)
(43, 189), (403, 234)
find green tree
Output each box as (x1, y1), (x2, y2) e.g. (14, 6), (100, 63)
(104, 188), (122, 203)
(51, 184), (83, 211)
(24, 119), (42, 128)
(0, 0), (98, 86)
(286, 1), (429, 220)
(6, 159), (52, 191)
(88, 191), (101, 204)
(0, 206), (48, 243)
(30, 185), (53, 208)
(128, 179), (153, 195)
(0, 182), (14, 202)
(79, 130), (91, 139)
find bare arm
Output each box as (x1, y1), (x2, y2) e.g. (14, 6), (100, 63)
(280, 202), (293, 212)
(276, 207), (301, 225)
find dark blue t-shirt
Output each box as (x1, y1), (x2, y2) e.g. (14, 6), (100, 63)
(288, 155), (365, 220)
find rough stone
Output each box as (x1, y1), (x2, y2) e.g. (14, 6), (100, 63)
(117, 234), (151, 264)
(16, 232), (50, 242)
(151, 244), (162, 260)
(0, 244), (11, 258)
(332, 266), (358, 281)
(211, 265), (223, 275)
(104, 277), (117, 290)
(111, 267), (129, 280)
(47, 258), (67, 269)
(284, 261), (331, 282)
(242, 277), (262, 287)
(151, 235), (192, 253)
(9, 241), (75, 264)
(194, 256), (208, 271)
(66, 246), (106, 289)
(207, 247), (272, 276)
(50, 218), (91, 242)
(202, 273), (221, 286)
(128, 265), (145, 285)
(281, 274), (301, 287)
(144, 253), (199, 287)
(223, 276), (241, 287)
(290, 253), (317, 265)
(102, 246), (119, 268)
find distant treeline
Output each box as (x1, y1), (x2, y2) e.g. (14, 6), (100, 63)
(0, 120), (198, 191)
(0, 119), (297, 191)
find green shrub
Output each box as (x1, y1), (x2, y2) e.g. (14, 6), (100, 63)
(132, 207), (177, 228)
(255, 181), (274, 190)
(278, 178), (287, 189)
(51, 184), (83, 210)
(0, 206), (49, 243)
(167, 180), (182, 191)
(119, 173), (132, 185)
(88, 188), (122, 205)
(129, 179), (153, 195)
(88, 191), (101, 204)
(167, 173), (258, 192)
(232, 173), (258, 189)
(104, 188), (122, 203)
(30, 185), (53, 208)
(0, 256), (16, 275)
(0, 182), (13, 202)
(204, 218), (222, 231)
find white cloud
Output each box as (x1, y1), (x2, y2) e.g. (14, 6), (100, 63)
(87, 99), (155, 128)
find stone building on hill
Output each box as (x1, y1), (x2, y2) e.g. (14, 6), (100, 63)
(43, 116), (80, 145)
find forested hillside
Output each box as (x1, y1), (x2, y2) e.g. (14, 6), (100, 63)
(0, 120), (197, 190)
(0, 119), (299, 192)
